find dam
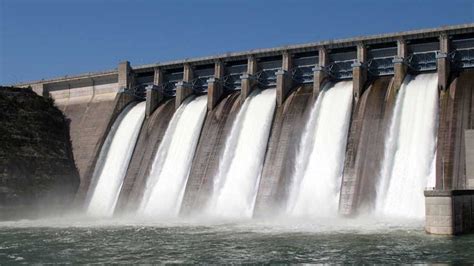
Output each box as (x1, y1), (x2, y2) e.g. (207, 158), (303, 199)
(12, 24), (474, 235)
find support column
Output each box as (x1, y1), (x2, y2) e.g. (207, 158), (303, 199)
(176, 63), (194, 108)
(117, 61), (136, 109)
(207, 60), (225, 111)
(30, 83), (48, 97)
(241, 55), (258, 102)
(118, 61), (133, 90)
(313, 47), (329, 98)
(437, 33), (451, 91)
(394, 39), (408, 92)
(352, 43), (367, 101)
(276, 51), (293, 106)
(145, 67), (164, 117)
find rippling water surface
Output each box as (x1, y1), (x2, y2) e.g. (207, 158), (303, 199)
(1, 216), (473, 263)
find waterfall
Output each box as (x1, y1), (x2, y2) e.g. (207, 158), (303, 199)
(87, 101), (146, 217)
(286, 81), (353, 217)
(139, 96), (208, 218)
(376, 73), (438, 219)
(206, 89), (276, 218)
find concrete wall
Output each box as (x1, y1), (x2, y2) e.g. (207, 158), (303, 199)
(180, 91), (241, 216)
(42, 77), (139, 205)
(253, 85), (313, 217)
(465, 130), (474, 188)
(115, 98), (176, 213)
(425, 190), (474, 235)
(48, 82), (120, 182)
(436, 70), (474, 189)
(425, 190), (454, 235)
(339, 77), (394, 215)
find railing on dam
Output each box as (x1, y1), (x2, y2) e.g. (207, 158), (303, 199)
(451, 48), (474, 69)
(223, 61), (247, 91)
(450, 37), (474, 70)
(367, 46), (397, 76)
(256, 56), (282, 88)
(292, 52), (317, 84)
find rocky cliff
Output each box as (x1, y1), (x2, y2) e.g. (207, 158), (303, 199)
(0, 87), (80, 220)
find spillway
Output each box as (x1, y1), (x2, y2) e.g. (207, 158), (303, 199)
(115, 99), (176, 213)
(286, 81), (353, 217)
(139, 96), (207, 218)
(86, 102), (146, 217)
(180, 92), (241, 216)
(206, 89), (276, 218)
(376, 74), (438, 219)
(253, 86), (313, 217)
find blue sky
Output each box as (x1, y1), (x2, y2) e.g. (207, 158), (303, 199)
(1, 0), (473, 84)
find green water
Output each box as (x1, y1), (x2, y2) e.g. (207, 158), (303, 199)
(0, 217), (473, 263)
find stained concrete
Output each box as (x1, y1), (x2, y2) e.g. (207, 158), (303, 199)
(339, 77), (394, 216)
(425, 189), (474, 235)
(465, 130), (474, 188)
(254, 85), (313, 217)
(115, 98), (176, 213)
(436, 70), (474, 189)
(180, 91), (241, 216)
(49, 83), (119, 182)
(47, 81), (138, 205)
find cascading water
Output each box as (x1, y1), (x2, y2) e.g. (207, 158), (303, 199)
(87, 102), (146, 217)
(286, 81), (353, 217)
(139, 96), (207, 218)
(376, 73), (438, 219)
(206, 89), (276, 218)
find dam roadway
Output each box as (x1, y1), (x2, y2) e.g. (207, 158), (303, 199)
(14, 23), (474, 235)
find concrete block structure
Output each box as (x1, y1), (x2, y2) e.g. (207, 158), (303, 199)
(145, 67), (165, 117)
(352, 43), (367, 101)
(207, 60), (225, 111)
(425, 190), (474, 235)
(393, 39), (408, 92)
(313, 47), (328, 98)
(276, 51), (293, 106)
(241, 56), (258, 102)
(437, 33), (451, 91)
(466, 130), (474, 188)
(176, 63), (194, 108)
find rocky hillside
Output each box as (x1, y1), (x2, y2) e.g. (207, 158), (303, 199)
(0, 86), (80, 220)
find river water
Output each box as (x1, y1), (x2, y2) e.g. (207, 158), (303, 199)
(1, 217), (473, 263)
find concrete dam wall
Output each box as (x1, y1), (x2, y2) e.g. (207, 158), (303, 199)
(11, 24), (474, 234)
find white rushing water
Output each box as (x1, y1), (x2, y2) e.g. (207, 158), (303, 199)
(87, 102), (146, 217)
(376, 73), (438, 219)
(206, 89), (276, 218)
(286, 81), (353, 218)
(139, 96), (208, 218)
